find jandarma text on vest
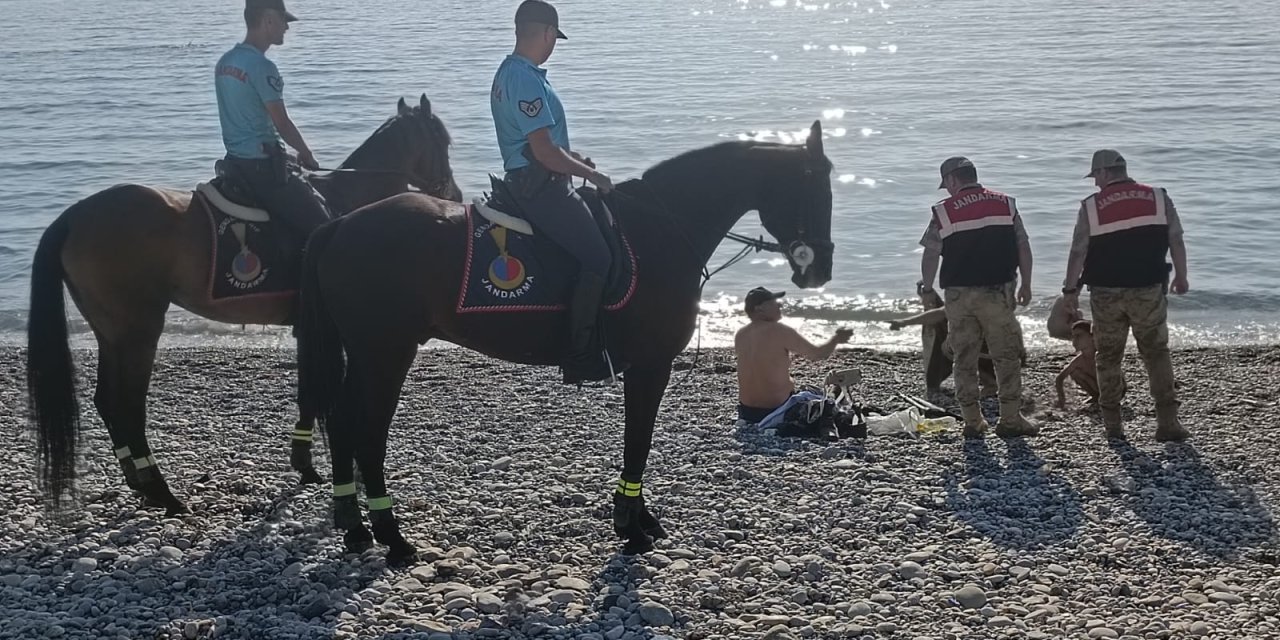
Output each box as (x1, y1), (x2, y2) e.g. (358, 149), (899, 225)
(951, 191), (1008, 208)
(1097, 188), (1155, 209)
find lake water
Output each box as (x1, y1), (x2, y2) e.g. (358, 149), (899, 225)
(2, 0), (1278, 350)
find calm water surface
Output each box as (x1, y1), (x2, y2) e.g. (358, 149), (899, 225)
(2, 0), (1278, 348)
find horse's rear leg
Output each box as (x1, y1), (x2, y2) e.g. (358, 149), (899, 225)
(90, 342), (143, 495)
(350, 344), (418, 565)
(330, 371), (371, 553)
(103, 331), (185, 516)
(290, 409), (324, 485)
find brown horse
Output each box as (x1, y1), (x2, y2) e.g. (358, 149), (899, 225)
(28, 94), (461, 515)
(297, 121), (835, 562)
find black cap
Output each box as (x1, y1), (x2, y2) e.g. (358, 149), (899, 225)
(247, 0), (297, 22)
(938, 156), (974, 189)
(515, 0), (567, 39)
(744, 287), (785, 313)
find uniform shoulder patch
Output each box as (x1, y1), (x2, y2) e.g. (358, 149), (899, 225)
(518, 97), (544, 118)
(267, 75), (284, 93)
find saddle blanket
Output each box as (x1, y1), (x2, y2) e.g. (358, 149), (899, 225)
(201, 195), (300, 302)
(456, 205), (637, 314)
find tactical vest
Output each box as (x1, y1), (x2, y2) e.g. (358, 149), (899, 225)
(932, 186), (1019, 288)
(1080, 181), (1170, 288)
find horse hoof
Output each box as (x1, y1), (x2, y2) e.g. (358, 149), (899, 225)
(333, 496), (363, 530)
(386, 542), (419, 567)
(639, 509), (667, 540)
(164, 503), (190, 518)
(642, 521), (668, 541)
(298, 467), (325, 485)
(621, 533), (655, 556)
(344, 527), (374, 554)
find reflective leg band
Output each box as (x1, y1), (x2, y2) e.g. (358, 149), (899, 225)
(132, 455), (157, 470)
(291, 429), (313, 443)
(368, 496), (393, 511)
(114, 446), (132, 461)
(615, 478), (642, 497)
(333, 482), (358, 498)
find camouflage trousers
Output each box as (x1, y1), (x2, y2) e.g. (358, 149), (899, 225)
(1090, 285), (1179, 415)
(944, 282), (1023, 409)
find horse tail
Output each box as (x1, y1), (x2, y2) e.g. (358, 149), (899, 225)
(26, 212), (79, 506)
(297, 219), (345, 432)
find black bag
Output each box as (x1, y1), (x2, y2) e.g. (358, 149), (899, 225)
(774, 399), (834, 440)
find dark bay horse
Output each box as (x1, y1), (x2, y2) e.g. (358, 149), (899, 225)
(297, 121), (835, 561)
(28, 94), (461, 515)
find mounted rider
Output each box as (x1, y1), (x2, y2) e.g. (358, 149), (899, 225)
(489, 0), (619, 384)
(214, 0), (330, 244)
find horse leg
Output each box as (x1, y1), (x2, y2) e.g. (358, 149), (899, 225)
(349, 345), (418, 566)
(290, 407), (324, 485)
(330, 369), (372, 553)
(90, 341), (145, 496)
(615, 364), (672, 554)
(111, 330), (186, 516)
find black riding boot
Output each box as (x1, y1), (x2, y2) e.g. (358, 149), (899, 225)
(562, 273), (614, 384)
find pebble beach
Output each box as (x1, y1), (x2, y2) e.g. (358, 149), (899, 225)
(1, 344), (1278, 640)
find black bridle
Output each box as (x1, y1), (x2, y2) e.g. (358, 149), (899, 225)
(311, 108), (456, 197)
(611, 161), (832, 387)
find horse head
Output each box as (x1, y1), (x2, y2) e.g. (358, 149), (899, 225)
(341, 94), (462, 202)
(395, 94), (463, 202)
(755, 120), (834, 289)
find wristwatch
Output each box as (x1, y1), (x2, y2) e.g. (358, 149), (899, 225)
(916, 280), (935, 294)
(1061, 286), (1079, 295)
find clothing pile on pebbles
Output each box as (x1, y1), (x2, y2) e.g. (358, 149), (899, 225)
(1, 345), (1278, 639)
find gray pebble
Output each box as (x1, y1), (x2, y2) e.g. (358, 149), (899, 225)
(954, 585), (987, 609)
(639, 602), (675, 627)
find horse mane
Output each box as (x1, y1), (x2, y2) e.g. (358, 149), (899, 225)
(641, 140), (823, 183)
(339, 106), (452, 169)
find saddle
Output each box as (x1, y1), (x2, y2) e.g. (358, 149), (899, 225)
(195, 160), (270, 223)
(194, 160), (299, 302)
(479, 175), (628, 282)
(454, 176), (637, 314)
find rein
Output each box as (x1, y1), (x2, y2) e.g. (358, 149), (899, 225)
(313, 166), (453, 197)
(617, 180), (786, 291)
(314, 166), (410, 175)
(611, 180), (796, 389)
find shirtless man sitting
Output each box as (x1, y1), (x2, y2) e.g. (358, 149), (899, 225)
(734, 287), (852, 423)
(1055, 320), (1102, 408)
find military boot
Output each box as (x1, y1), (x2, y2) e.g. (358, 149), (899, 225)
(995, 400), (1040, 438)
(961, 405), (988, 439)
(562, 273), (613, 384)
(1101, 406), (1125, 440)
(1154, 404), (1190, 442)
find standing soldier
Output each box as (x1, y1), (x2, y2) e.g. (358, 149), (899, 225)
(920, 157), (1037, 439)
(1061, 150), (1190, 442)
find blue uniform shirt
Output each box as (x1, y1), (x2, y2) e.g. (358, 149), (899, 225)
(215, 43), (284, 159)
(490, 54), (570, 171)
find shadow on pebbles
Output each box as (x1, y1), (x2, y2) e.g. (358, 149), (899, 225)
(1, 345), (1278, 639)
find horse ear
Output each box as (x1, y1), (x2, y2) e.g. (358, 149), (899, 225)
(397, 97), (411, 116)
(806, 120), (824, 158)
(419, 93), (431, 115)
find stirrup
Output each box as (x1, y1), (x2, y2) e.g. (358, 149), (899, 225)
(603, 350), (623, 385)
